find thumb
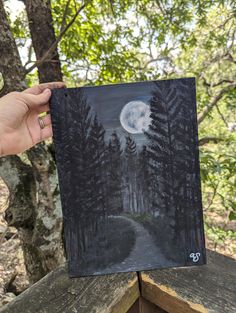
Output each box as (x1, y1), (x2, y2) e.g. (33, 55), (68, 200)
(21, 88), (51, 108)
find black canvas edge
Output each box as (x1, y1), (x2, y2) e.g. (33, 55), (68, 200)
(190, 78), (207, 266)
(52, 76), (196, 93)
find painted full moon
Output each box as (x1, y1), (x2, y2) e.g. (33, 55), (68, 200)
(120, 100), (151, 134)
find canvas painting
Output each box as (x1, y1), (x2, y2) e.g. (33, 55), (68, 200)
(50, 77), (206, 277)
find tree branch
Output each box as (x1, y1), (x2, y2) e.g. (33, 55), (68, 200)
(198, 137), (225, 146)
(23, 42), (33, 67)
(0, 0), (26, 95)
(202, 78), (234, 88)
(25, 1), (91, 74)
(60, 0), (71, 33)
(215, 103), (228, 127)
(197, 82), (236, 124)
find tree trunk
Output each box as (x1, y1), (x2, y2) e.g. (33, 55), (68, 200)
(23, 0), (63, 82)
(23, 0), (65, 282)
(25, 143), (65, 283)
(0, 146), (65, 284)
(0, 0), (26, 96)
(22, 0), (65, 281)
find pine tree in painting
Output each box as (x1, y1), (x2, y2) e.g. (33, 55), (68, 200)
(87, 116), (107, 232)
(168, 80), (204, 263)
(123, 135), (138, 213)
(137, 145), (151, 214)
(145, 80), (203, 260)
(65, 90), (93, 255)
(144, 90), (174, 219)
(106, 131), (123, 215)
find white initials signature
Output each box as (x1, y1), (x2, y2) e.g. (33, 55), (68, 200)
(189, 252), (201, 262)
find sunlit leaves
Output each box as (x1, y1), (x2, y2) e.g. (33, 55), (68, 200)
(51, 0), (229, 85)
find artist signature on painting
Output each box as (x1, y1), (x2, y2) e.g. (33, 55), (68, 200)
(189, 252), (201, 262)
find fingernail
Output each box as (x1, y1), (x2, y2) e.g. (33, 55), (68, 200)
(43, 88), (51, 94)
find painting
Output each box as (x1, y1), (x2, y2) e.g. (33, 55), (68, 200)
(50, 77), (206, 277)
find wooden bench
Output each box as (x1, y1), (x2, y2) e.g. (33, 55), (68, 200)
(0, 250), (235, 313)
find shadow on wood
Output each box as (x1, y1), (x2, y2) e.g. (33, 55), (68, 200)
(127, 297), (166, 313)
(0, 250), (235, 313)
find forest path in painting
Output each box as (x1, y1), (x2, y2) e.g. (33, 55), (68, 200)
(102, 215), (176, 273)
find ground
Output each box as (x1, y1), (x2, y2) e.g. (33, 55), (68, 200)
(0, 178), (235, 308)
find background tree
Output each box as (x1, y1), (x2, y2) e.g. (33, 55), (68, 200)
(0, 0), (235, 293)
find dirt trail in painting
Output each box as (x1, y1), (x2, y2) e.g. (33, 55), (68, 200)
(102, 215), (176, 273)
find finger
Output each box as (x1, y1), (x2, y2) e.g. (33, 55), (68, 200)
(40, 125), (53, 141)
(23, 82), (66, 95)
(41, 114), (51, 127)
(21, 88), (51, 109)
(37, 104), (49, 114)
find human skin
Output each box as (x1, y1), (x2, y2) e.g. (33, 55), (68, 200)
(0, 82), (65, 156)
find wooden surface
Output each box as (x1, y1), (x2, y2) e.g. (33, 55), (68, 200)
(0, 265), (139, 313)
(139, 297), (166, 313)
(127, 297), (166, 313)
(141, 250), (236, 313)
(0, 250), (235, 313)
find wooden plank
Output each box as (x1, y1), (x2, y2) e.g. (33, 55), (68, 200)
(0, 265), (139, 313)
(139, 297), (167, 313)
(140, 250), (236, 313)
(127, 299), (139, 313)
(127, 297), (167, 313)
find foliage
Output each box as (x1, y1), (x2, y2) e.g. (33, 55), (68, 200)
(205, 223), (236, 247)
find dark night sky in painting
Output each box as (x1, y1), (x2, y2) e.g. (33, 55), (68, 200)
(70, 81), (156, 148)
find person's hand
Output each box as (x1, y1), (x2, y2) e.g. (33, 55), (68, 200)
(0, 82), (65, 156)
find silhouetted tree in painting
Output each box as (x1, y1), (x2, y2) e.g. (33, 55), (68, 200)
(66, 90), (93, 256)
(143, 81), (203, 262)
(169, 81), (204, 263)
(123, 136), (138, 212)
(145, 89), (175, 222)
(137, 145), (151, 213)
(106, 131), (123, 215)
(65, 92), (109, 256)
(88, 116), (107, 233)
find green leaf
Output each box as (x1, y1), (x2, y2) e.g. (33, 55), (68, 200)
(229, 211), (236, 221)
